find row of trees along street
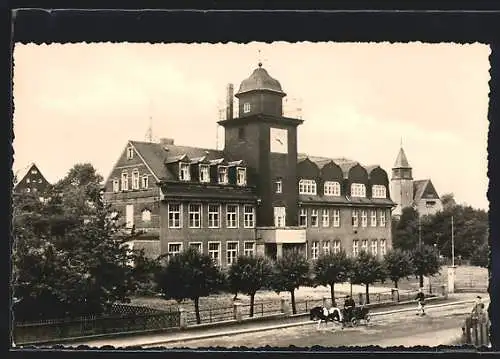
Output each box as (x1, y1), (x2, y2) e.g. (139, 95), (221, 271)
(12, 163), (488, 325)
(392, 193), (489, 270)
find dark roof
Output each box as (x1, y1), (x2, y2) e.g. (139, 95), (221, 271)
(236, 64), (285, 96)
(298, 153), (383, 179)
(394, 147), (411, 168)
(413, 179), (440, 202)
(299, 194), (394, 207)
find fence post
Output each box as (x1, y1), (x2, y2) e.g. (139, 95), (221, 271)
(391, 289), (399, 302)
(178, 307), (188, 329)
(441, 285), (448, 299)
(281, 298), (291, 316)
(233, 302), (243, 322)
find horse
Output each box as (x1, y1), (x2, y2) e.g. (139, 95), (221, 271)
(309, 306), (343, 330)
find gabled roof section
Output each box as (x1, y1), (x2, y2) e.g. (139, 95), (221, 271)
(365, 165), (381, 174)
(165, 154), (190, 164)
(413, 179), (440, 202)
(210, 158), (228, 166)
(394, 147), (411, 168)
(228, 160), (246, 167)
(190, 156), (210, 165)
(14, 162), (50, 187)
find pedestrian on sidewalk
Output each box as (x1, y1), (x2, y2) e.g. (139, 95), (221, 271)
(415, 288), (426, 316)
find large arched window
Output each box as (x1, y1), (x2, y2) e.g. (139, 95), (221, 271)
(299, 179), (317, 195)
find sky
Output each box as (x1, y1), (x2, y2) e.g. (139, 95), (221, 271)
(13, 42), (490, 210)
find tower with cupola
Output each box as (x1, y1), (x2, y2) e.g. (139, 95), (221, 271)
(218, 63), (303, 227)
(390, 146), (414, 216)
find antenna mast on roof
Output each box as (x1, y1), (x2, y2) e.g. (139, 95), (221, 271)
(145, 97), (154, 142)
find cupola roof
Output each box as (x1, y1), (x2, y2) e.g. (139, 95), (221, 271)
(235, 63), (286, 97)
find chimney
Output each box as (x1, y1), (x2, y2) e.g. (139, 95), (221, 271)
(226, 83), (234, 121)
(159, 138), (175, 146)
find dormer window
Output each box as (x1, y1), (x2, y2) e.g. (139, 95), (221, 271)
(236, 167), (247, 186)
(243, 103), (251, 113)
(299, 179), (317, 195)
(132, 170), (140, 189)
(372, 185), (387, 198)
(218, 166), (228, 184)
(121, 172), (129, 191)
(324, 181), (341, 196)
(199, 164), (210, 183)
(127, 146), (134, 160)
(351, 183), (366, 198)
(179, 163), (190, 181)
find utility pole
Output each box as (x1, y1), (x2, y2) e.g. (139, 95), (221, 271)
(418, 215), (422, 248)
(451, 215), (455, 267)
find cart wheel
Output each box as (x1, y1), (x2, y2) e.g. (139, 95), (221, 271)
(351, 317), (358, 326)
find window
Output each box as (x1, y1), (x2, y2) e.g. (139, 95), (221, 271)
(189, 204), (201, 228)
(168, 203), (182, 228)
(371, 240), (378, 255)
(127, 147), (134, 160)
(311, 209), (319, 227)
(380, 239), (387, 255)
(132, 170), (140, 189)
(236, 168), (247, 186)
(324, 181), (341, 196)
(333, 240), (341, 254)
(226, 204), (238, 228)
(333, 209), (340, 227)
(121, 172), (129, 191)
(323, 241), (330, 255)
(112, 179), (119, 192)
(370, 210), (377, 227)
(126, 204), (134, 228)
(31, 169), (38, 174)
(208, 204), (220, 228)
(426, 201), (436, 208)
(238, 127), (245, 140)
(379, 209), (386, 227)
(274, 207), (286, 228)
(244, 206), (255, 228)
(218, 166), (228, 184)
(141, 175), (149, 189)
(352, 209), (359, 227)
(141, 209), (151, 222)
(227, 242), (239, 265)
(352, 240), (359, 256)
(311, 241), (319, 260)
(38, 179), (42, 183)
(190, 242), (202, 252)
(361, 239), (368, 253)
(26, 178), (30, 183)
(199, 164), (210, 183)
(361, 210), (368, 227)
(275, 179), (282, 194)
(372, 185), (386, 198)
(26, 188), (31, 193)
(244, 242), (255, 257)
(243, 102), (251, 113)
(299, 208), (307, 227)
(322, 209), (329, 227)
(168, 243), (182, 257)
(208, 242), (221, 265)
(351, 183), (366, 198)
(299, 179), (317, 195)
(179, 163), (190, 181)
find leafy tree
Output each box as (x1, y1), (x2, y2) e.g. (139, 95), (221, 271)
(155, 248), (225, 324)
(12, 163), (152, 321)
(227, 255), (274, 317)
(412, 245), (440, 288)
(350, 251), (386, 304)
(470, 241), (489, 268)
(383, 249), (414, 291)
(270, 250), (310, 314)
(441, 193), (457, 210)
(313, 250), (352, 305)
(392, 207), (420, 251)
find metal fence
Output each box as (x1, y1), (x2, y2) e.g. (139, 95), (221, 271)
(14, 304), (180, 345)
(461, 313), (490, 347)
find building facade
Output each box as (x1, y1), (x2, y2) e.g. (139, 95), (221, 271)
(390, 146), (443, 217)
(14, 163), (51, 200)
(103, 63), (395, 265)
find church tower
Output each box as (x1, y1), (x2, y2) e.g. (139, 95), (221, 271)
(391, 146), (414, 217)
(218, 63), (303, 227)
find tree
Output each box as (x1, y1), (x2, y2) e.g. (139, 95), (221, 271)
(12, 163), (152, 321)
(350, 251), (386, 304)
(392, 207), (420, 251)
(270, 250), (310, 314)
(470, 241), (489, 268)
(383, 248), (414, 290)
(155, 248), (225, 324)
(313, 250), (351, 305)
(441, 193), (456, 210)
(412, 245), (440, 288)
(227, 255), (274, 317)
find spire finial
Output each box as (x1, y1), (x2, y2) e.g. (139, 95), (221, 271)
(258, 49), (262, 67)
(400, 136), (403, 148)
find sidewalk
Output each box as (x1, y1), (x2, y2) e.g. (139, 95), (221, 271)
(45, 293), (483, 349)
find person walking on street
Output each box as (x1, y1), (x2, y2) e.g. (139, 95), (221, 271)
(344, 295), (356, 322)
(415, 288), (426, 316)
